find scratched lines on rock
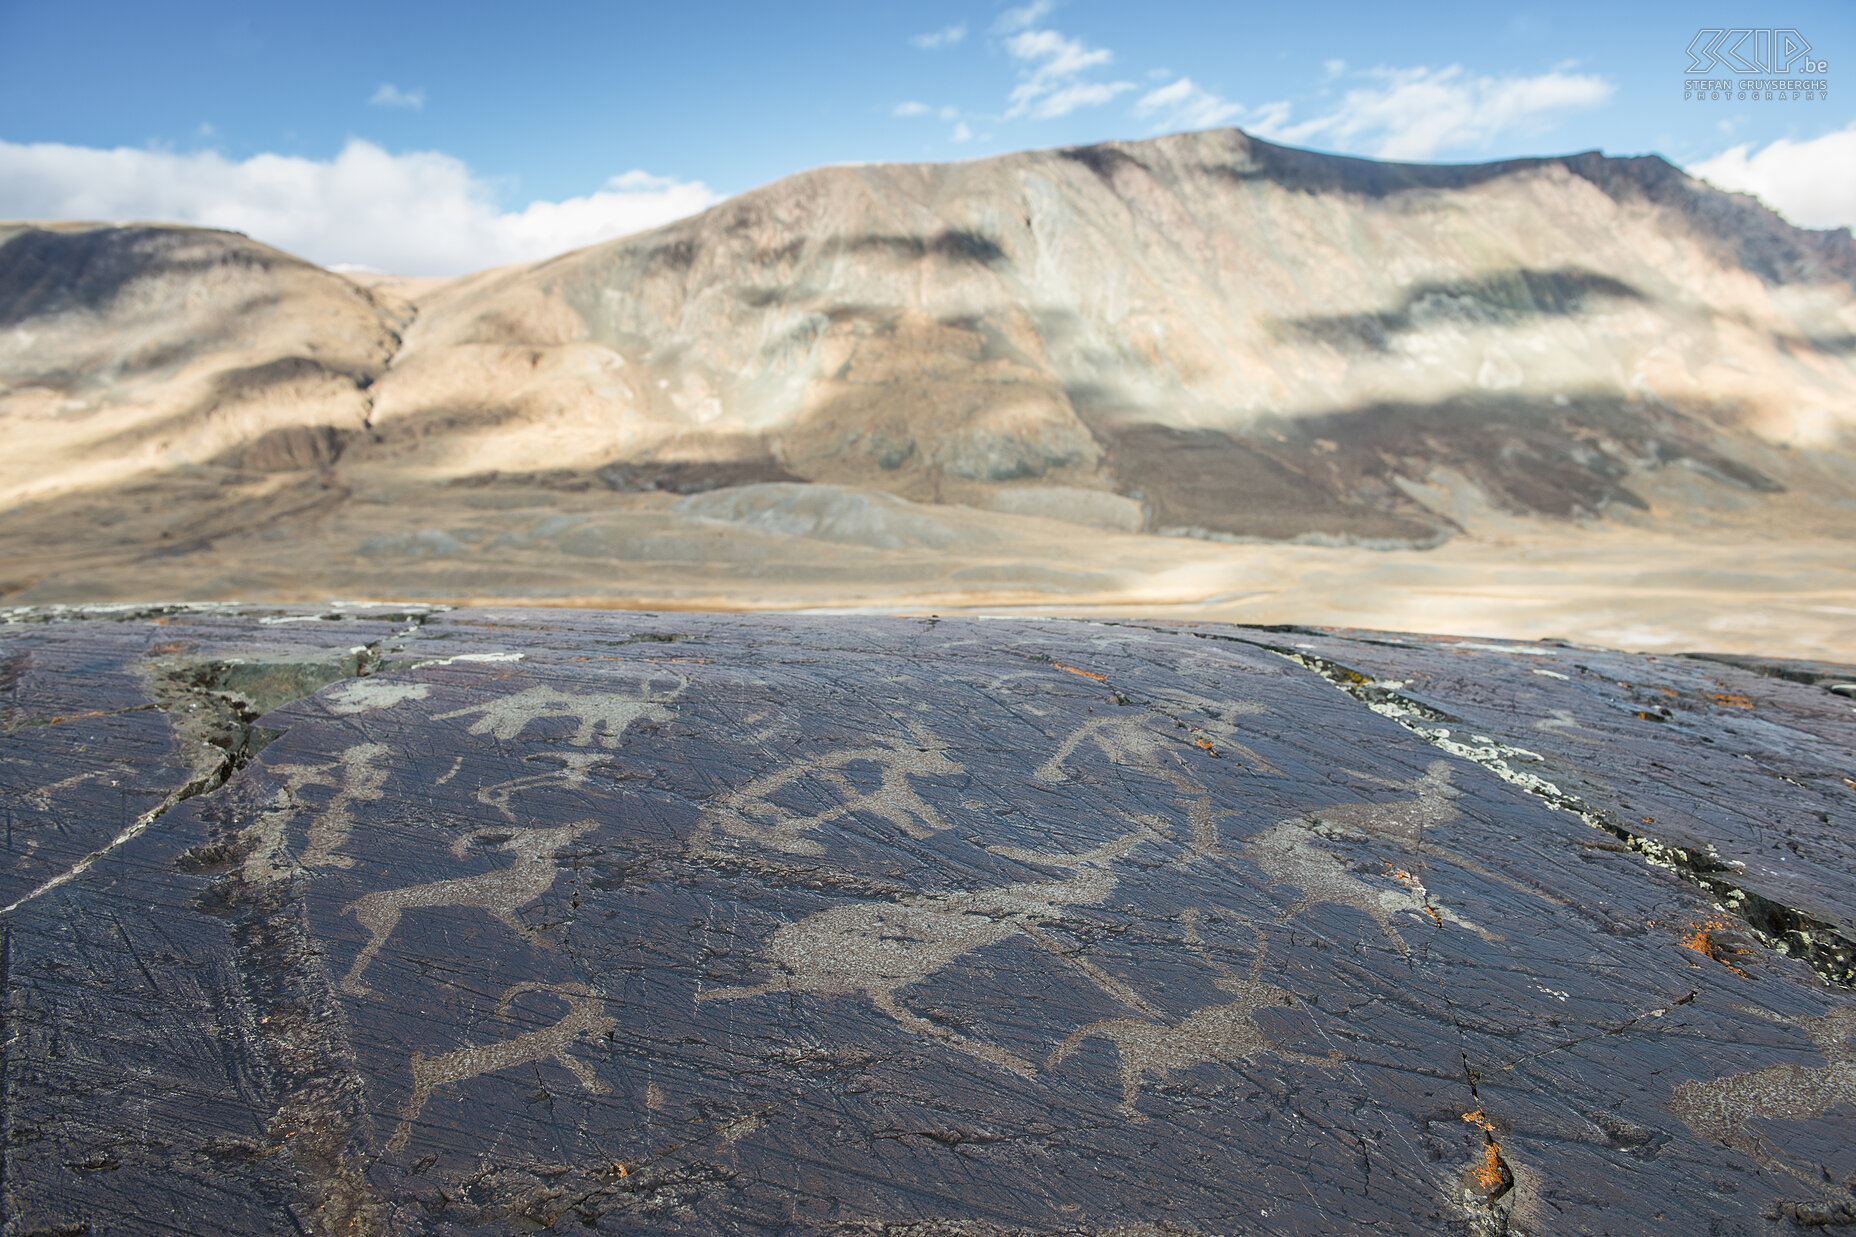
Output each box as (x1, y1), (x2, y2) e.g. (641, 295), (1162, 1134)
(273, 671), (1554, 1151)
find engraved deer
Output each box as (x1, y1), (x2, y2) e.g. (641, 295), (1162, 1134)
(701, 819), (1168, 1077)
(339, 820), (596, 995)
(388, 982), (617, 1151)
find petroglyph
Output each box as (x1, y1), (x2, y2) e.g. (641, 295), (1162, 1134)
(1244, 760), (1493, 948)
(1303, 761), (1461, 847)
(18, 764), (134, 809)
(389, 982), (616, 1151)
(1247, 820), (1489, 953)
(1050, 914), (1324, 1119)
(324, 679), (430, 715)
(477, 751), (612, 820)
(703, 822), (1166, 1076)
(340, 820), (596, 995)
(1534, 708), (1595, 740)
(434, 680), (680, 748)
(1035, 715), (1179, 787)
(240, 743), (391, 881)
(1034, 710), (1265, 860)
(1669, 1006), (1856, 1186)
(697, 722), (961, 856)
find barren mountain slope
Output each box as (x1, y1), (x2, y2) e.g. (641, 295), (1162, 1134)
(361, 128), (1856, 542)
(2, 131), (1855, 651)
(0, 222), (410, 503)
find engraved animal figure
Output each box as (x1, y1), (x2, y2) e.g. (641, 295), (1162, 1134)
(1050, 913), (1326, 1119)
(702, 822), (1165, 1076)
(1302, 761), (1460, 847)
(434, 682), (679, 748)
(340, 820), (596, 995)
(1668, 1006), (1856, 1186)
(389, 982), (616, 1151)
(1034, 708), (1270, 861)
(1247, 818), (1490, 954)
(698, 722), (961, 855)
(19, 764), (134, 810)
(241, 743), (391, 882)
(477, 751), (612, 820)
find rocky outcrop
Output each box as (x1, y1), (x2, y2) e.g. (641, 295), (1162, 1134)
(2, 606), (1852, 1234)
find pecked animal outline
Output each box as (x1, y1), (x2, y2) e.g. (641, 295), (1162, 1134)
(1246, 761), (1491, 953)
(388, 982), (617, 1151)
(433, 678), (683, 749)
(1668, 1005), (1856, 1187)
(696, 721), (962, 856)
(477, 751), (616, 821)
(339, 820), (596, 995)
(1035, 708), (1270, 861)
(1050, 909), (1334, 1119)
(700, 819), (1168, 1077)
(241, 742), (392, 882)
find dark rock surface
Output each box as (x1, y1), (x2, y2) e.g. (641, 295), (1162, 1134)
(0, 606), (1851, 1236)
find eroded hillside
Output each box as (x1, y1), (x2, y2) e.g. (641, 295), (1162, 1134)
(2, 130), (1854, 652)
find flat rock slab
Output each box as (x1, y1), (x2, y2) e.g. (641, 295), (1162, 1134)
(1, 607), (1852, 1236)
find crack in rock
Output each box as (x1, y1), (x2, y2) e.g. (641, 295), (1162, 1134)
(1268, 642), (1855, 988)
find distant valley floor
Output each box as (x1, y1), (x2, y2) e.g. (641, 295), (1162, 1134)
(3, 475), (1852, 661)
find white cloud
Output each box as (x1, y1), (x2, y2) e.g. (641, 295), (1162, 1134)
(892, 101), (932, 117)
(0, 138), (722, 276)
(1133, 76), (1242, 131)
(1252, 64), (1613, 160)
(368, 83), (425, 111)
(993, 0), (1054, 34)
(1690, 123), (1856, 231)
(1323, 59), (1346, 79)
(910, 22), (966, 49)
(951, 121), (973, 143)
(940, 105), (959, 121)
(1003, 24), (1132, 118)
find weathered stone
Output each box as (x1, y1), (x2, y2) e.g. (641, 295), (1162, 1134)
(1, 606), (1851, 1235)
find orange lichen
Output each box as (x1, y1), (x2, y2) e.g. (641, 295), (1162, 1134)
(1461, 1110), (1512, 1198)
(1384, 865), (1443, 922)
(1680, 912), (1752, 977)
(1709, 693), (1753, 708)
(1052, 662), (1108, 681)
(1195, 736), (1216, 753)
(1472, 1142), (1507, 1193)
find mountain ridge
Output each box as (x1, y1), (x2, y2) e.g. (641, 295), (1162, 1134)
(2, 127), (1853, 652)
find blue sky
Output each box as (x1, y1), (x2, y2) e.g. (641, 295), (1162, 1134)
(2, 1), (1851, 273)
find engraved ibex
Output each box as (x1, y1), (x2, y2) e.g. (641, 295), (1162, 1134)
(340, 820), (596, 995)
(388, 982), (616, 1151)
(702, 820), (1167, 1076)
